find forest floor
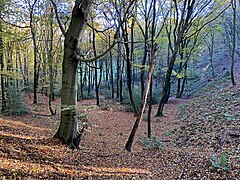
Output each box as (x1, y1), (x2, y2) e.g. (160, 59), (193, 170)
(0, 76), (240, 179)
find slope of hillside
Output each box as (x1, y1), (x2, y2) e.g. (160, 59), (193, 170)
(0, 62), (239, 179)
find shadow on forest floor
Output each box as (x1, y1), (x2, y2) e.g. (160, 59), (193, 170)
(0, 79), (240, 179)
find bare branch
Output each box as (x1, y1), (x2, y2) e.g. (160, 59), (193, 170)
(185, 3), (231, 40)
(76, 40), (117, 62)
(85, 62), (102, 69)
(50, 0), (66, 36)
(86, 22), (114, 33)
(77, 0), (137, 62)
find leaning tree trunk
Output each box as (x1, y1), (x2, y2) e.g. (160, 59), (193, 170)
(125, 43), (157, 152)
(54, 0), (92, 149)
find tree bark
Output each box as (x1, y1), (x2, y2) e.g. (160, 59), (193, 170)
(147, 79), (152, 138)
(210, 31), (215, 78)
(125, 43), (157, 152)
(178, 63), (188, 97)
(147, 0), (157, 138)
(48, 7), (55, 115)
(122, 21), (138, 116)
(79, 62), (84, 100)
(156, 50), (177, 116)
(0, 19), (6, 111)
(92, 22), (100, 105)
(156, 0), (195, 116)
(109, 34), (114, 99)
(29, 0), (38, 104)
(54, 0), (92, 149)
(231, 0), (236, 86)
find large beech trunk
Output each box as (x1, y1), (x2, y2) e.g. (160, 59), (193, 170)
(54, 0), (92, 149)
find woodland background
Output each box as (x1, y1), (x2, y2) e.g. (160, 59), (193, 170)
(0, 0), (239, 179)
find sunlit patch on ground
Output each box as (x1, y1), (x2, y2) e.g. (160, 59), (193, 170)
(0, 81), (240, 179)
(0, 118), (52, 132)
(0, 158), (152, 178)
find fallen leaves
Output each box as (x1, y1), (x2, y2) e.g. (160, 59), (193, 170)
(0, 83), (239, 179)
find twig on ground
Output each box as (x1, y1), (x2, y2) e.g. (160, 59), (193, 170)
(178, 169), (184, 180)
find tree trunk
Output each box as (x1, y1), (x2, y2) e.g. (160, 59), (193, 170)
(105, 56), (109, 90)
(54, 0), (92, 149)
(147, 80), (152, 138)
(210, 31), (215, 78)
(122, 21), (138, 116)
(48, 7), (55, 115)
(125, 43), (157, 152)
(15, 47), (19, 88)
(231, 0), (236, 86)
(119, 60), (123, 102)
(92, 24), (100, 105)
(140, 0), (149, 98)
(109, 34), (114, 99)
(155, 0), (196, 116)
(87, 65), (91, 96)
(141, 34), (148, 98)
(17, 45), (26, 87)
(29, 0), (38, 104)
(147, 0), (156, 138)
(0, 19), (6, 111)
(117, 40), (121, 100)
(131, 6), (136, 90)
(117, 39), (123, 102)
(178, 63), (188, 97)
(176, 62), (182, 98)
(79, 62), (84, 100)
(24, 51), (29, 87)
(156, 50), (177, 116)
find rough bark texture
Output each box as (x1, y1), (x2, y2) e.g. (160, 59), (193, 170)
(54, 0), (92, 149)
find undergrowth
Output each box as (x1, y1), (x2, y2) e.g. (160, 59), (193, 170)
(3, 85), (29, 115)
(138, 136), (163, 150)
